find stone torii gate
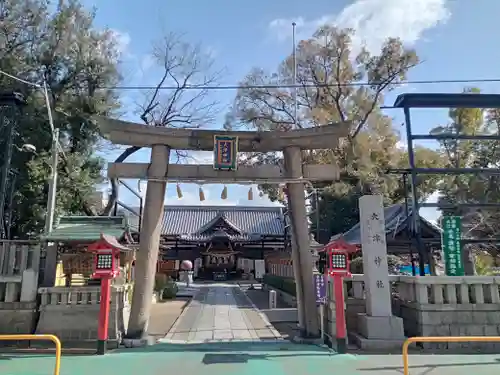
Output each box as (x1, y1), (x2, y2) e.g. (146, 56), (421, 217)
(96, 116), (349, 340)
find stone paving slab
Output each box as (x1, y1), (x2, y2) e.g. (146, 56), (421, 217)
(162, 283), (281, 344)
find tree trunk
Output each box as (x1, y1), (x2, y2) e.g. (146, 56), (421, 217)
(463, 247), (476, 275)
(99, 146), (142, 216)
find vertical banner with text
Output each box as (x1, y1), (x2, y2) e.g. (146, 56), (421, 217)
(441, 215), (464, 276)
(314, 273), (326, 304)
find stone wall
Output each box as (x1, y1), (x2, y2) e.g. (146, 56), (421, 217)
(0, 302), (37, 335)
(395, 276), (500, 351)
(36, 285), (131, 348)
(0, 269), (40, 335)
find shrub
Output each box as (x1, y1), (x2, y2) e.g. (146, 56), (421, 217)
(161, 279), (179, 300)
(263, 274), (297, 296)
(154, 273), (168, 292)
(350, 254), (403, 274)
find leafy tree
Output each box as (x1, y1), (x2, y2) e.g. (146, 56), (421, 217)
(0, 0), (122, 237)
(227, 26), (444, 242)
(432, 88), (500, 273)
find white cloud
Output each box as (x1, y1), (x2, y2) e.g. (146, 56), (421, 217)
(420, 190), (440, 224)
(396, 140), (408, 149)
(109, 29), (131, 56)
(140, 54), (155, 72)
(205, 46), (218, 59)
(269, 0), (450, 53)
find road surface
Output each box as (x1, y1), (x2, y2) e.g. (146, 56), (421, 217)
(1, 283), (499, 375)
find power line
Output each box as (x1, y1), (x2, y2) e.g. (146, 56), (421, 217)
(98, 78), (500, 91)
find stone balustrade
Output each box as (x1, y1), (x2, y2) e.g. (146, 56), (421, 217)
(267, 262), (294, 278)
(38, 285), (130, 307)
(36, 285), (131, 347)
(339, 275), (500, 350)
(394, 276), (500, 350)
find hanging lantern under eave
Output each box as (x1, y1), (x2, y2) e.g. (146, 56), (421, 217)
(221, 185), (228, 200)
(248, 186), (254, 200)
(176, 184), (183, 199)
(199, 186), (205, 201)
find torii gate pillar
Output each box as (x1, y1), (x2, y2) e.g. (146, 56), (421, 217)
(127, 145), (170, 338)
(284, 146), (319, 337)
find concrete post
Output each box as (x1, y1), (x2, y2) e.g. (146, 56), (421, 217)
(283, 146), (320, 338)
(269, 290), (277, 309)
(127, 144), (170, 339)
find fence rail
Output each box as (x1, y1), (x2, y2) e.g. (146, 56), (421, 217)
(0, 240), (41, 276)
(0, 334), (61, 375)
(0, 240), (42, 302)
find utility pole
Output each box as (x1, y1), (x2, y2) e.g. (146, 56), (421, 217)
(44, 127), (59, 234)
(43, 80), (58, 234)
(41, 80), (59, 287)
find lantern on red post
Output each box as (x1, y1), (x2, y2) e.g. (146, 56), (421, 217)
(92, 249), (118, 279)
(328, 250), (351, 278)
(88, 233), (131, 355)
(321, 237), (357, 354)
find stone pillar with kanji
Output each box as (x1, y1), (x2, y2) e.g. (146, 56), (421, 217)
(355, 195), (405, 349)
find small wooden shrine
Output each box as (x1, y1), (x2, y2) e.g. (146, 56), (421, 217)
(43, 216), (136, 286)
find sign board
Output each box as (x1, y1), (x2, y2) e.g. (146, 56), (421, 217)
(314, 273), (326, 304)
(254, 259), (265, 279)
(213, 135), (238, 170)
(441, 216), (464, 276)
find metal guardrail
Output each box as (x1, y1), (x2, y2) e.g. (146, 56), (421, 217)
(0, 334), (61, 375)
(403, 336), (500, 375)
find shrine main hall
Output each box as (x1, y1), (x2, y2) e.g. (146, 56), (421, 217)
(134, 205), (289, 279)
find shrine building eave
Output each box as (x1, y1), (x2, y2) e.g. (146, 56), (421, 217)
(177, 233), (264, 243)
(42, 216), (133, 243)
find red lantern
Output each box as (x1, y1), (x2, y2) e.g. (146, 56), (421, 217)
(87, 234), (131, 355)
(328, 250), (351, 278)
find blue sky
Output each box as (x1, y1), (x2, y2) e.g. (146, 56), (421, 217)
(82, 0), (500, 223)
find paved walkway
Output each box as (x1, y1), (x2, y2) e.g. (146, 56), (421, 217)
(162, 283), (281, 343)
(2, 283), (500, 374)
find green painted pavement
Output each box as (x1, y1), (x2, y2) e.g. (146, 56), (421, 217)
(1, 341), (499, 375)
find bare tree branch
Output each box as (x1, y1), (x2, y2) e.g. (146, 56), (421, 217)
(100, 32), (222, 215)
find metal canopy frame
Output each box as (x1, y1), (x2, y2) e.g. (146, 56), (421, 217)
(393, 92), (500, 276)
(113, 179), (143, 233)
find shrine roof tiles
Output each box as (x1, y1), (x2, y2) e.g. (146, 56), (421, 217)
(43, 216), (130, 242)
(160, 205), (285, 237)
(329, 203), (441, 246)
